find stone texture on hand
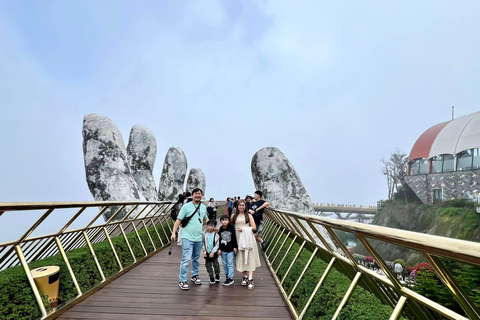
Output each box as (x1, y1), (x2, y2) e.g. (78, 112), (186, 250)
(186, 168), (206, 197)
(127, 125), (158, 201)
(83, 113), (146, 221)
(251, 147), (336, 250)
(158, 147), (188, 201)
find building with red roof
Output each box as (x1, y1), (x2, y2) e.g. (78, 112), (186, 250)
(405, 111), (480, 204)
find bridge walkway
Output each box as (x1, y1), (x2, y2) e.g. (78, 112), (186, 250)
(56, 243), (292, 320)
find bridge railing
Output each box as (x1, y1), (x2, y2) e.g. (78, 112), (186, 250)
(262, 207), (480, 320)
(0, 201), (174, 319)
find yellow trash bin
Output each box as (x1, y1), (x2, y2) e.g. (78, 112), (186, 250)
(30, 266), (60, 308)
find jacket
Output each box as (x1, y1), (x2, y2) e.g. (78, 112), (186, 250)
(238, 227), (254, 264)
(202, 231), (220, 256)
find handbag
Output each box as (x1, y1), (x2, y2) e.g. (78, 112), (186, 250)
(180, 203), (201, 228)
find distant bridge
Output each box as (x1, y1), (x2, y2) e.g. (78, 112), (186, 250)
(313, 204), (377, 222)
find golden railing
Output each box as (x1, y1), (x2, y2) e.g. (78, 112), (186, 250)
(262, 208), (480, 320)
(0, 201), (174, 319)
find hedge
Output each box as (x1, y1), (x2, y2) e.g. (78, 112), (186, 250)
(0, 220), (173, 320)
(265, 225), (405, 320)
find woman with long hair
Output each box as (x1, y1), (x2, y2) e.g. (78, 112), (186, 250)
(230, 199), (261, 290)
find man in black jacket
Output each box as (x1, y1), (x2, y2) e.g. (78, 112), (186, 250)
(248, 190), (269, 250)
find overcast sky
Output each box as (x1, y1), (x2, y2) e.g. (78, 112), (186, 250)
(1, 1), (480, 240)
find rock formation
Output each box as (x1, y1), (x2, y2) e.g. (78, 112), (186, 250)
(186, 168), (206, 197)
(83, 113), (146, 221)
(127, 125), (158, 201)
(251, 147), (336, 249)
(158, 147), (188, 201)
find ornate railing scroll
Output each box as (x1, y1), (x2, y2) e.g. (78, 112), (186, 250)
(262, 208), (480, 320)
(0, 201), (174, 319)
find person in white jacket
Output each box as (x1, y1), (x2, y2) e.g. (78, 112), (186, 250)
(231, 199), (261, 290)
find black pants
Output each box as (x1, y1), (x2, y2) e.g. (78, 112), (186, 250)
(205, 256), (220, 278)
(208, 211), (216, 222)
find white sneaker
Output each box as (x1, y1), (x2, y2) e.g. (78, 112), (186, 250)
(179, 281), (189, 290)
(247, 279), (255, 290)
(191, 275), (202, 285)
(241, 276), (248, 286)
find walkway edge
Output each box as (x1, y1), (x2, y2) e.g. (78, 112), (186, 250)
(48, 244), (170, 320)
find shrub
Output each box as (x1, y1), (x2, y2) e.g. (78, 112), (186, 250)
(264, 232), (402, 319)
(0, 223), (170, 320)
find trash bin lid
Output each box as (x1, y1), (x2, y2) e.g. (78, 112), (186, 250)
(30, 266), (60, 278)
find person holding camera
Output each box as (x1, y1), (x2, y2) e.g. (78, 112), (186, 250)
(171, 188), (209, 290)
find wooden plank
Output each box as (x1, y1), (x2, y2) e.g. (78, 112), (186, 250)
(58, 313), (291, 320)
(56, 242), (292, 319)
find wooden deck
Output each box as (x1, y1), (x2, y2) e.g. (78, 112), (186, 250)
(57, 243), (292, 320)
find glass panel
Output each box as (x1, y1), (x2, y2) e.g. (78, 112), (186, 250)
(419, 159), (429, 174)
(409, 160), (420, 175)
(443, 154), (455, 172)
(457, 150), (473, 171)
(473, 149), (480, 170)
(433, 189), (443, 203)
(431, 155), (443, 173)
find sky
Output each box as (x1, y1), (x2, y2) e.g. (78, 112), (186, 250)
(1, 1), (480, 240)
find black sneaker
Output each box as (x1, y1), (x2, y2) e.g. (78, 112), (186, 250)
(179, 281), (189, 290)
(223, 278), (234, 286)
(209, 277), (215, 284)
(215, 275), (220, 283)
(191, 275), (202, 285)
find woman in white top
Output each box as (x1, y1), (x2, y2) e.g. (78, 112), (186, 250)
(231, 199), (261, 290)
(207, 198), (217, 222)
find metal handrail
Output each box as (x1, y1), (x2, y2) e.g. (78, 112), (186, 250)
(263, 207), (480, 320)
(0, 200), (175, 319)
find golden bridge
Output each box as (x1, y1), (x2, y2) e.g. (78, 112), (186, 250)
(0, 201), (479, 319)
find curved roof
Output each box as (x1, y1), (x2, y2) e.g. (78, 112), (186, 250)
(409, 111), (480, 161)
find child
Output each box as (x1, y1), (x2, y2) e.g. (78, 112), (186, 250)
(218, 215), (238, 286)
(202, 220), (220, 284)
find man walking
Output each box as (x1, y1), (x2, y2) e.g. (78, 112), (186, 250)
(248, 190), (269, 250)
(171, 188), (209, 290)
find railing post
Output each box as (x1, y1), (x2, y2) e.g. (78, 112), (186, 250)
(149, 218), (164, 247)
(271, 231), (290, 265)
(119, 223), (137, 262)
(390, 296), (407, 320)
(281, 240), (305, 285)
(424, 253), (480, 320)
(299, 256), (337, 319)
(275, 235), (298, 275)
(15, 245), (48, 318)
(154, 214), (171, 244)
(130, 221), (148, 256)
(142, 220), (157, 251)
(54, 237), (82, 296)
(267, 228), (285, 258)
(103, 227), (123, 271)
(83, 231), (106, 281)
(288, 247), (318, 299)
(357, 235), (402, 290)
(263, 218), (274, 237)
(331, 272), (362, 320)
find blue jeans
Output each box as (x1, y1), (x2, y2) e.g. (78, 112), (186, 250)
(179, 239), (203, 282)
(221, 251), (235, 279)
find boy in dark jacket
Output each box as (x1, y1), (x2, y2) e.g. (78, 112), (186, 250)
(218, 215), (238, 286)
